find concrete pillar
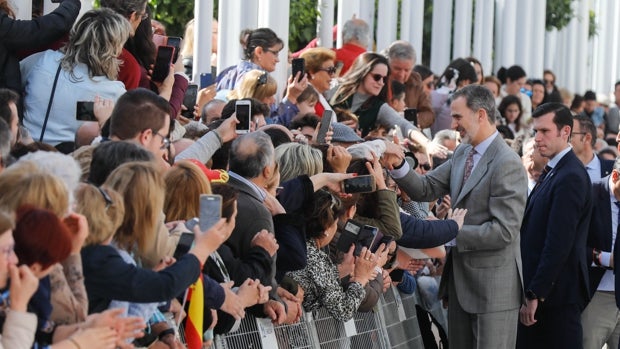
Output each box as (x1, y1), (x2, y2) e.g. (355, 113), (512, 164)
(376, 0), (398, 52)
(411, 0), (425, 63)
(530, 0), (546, 78)
(500, 0), (517, 68)
(358, 1), (375, 51)
(217, 0), (258, 74)
(430, 0), (452, 74)
(192, 0), (213, 83)
(480, 0), (495, 76)
(317, 0), (335, 48)
(493, 0), (504, 73)
(452, 0), (473, 59)
(515, 0), (533, 73)
(336, 0), (362, 48)
(610, 0), (620, 93)
(399, 0), (412, 43)
(574, 0), (589, 94)
(258, 0), (290, 98)
(544, 29), (558, 78)
(591, 0), (604, 92)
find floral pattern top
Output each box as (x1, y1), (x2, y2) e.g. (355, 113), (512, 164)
(286, 239), (365, 322)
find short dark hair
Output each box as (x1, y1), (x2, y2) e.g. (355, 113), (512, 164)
(88, 141), (154, 186)
(497, 65), (526, 84)
(391, 80), (406, 100)
(289, 113), (319, 130)
(572, 114), (597, 147)
(0, 88), (18, 126)
(109, 88), (170, 140)
(583, 90), (597, 101)
(211, 184), (239, 223)
(100, 0), (147, 18)
(532, 102), (573, 131)
(241, 28), (283, 61)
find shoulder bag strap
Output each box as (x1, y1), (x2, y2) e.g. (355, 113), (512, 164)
(39, 64), (63, 142)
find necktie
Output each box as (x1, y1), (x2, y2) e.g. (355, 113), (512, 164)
(463, 148), (476, 182)
(614, 201), (620, 241)
(531, 165), (552, 193)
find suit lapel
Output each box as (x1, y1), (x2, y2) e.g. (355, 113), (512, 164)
(450, 144), (471, 201)
(454, 138), (500, 206)
(524, 149), (574, 217)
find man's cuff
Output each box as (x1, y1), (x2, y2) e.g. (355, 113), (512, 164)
(389, 160), (410, 179)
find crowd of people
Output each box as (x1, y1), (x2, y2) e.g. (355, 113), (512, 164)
(2, 0), (620, 348)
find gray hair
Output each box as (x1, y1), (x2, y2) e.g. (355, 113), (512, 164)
(229, 131), (274, 179)
(432, 129), (458, 144)
(0, 119), (10, 168)
(342, 19), (370, 47)
(386, 40), (416, 64)
(452, 84), (496, 124)
(275, 143), (323, 182)
(61, 8), (132, 80)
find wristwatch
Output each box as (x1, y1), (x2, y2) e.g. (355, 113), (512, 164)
(525, 289), (538, 300)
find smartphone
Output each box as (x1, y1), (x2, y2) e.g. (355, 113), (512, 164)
(342, 175), (376, 194)
(336, 219), (364, 254)
(151, 45), (174, 83)
(199, 194), (222, 232)
(166, 36), (182, 63)
(404, 108), (418, 126)
(200, 73), (213, 89)
(370, 234), (393, 253)
(357, 225), (379, 255)
(292, 58), (305, 82)
(173, 232), (195, 259)
(152, 34), (167, 47)
(235, 100), (251, 134)
(316, 110), (334, 144)
(181, 84), (198, 119)
(76, 101), (96, 121)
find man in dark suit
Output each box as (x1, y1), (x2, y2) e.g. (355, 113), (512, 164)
(582, 157), (620, 349)
(388, 84), (527, 348)
(518, 103), (593, 349)
(571, 114), (614, 182)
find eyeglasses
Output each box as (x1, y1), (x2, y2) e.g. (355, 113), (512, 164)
(257, 72), (268, 86)
(265, 48), (280, 56)
(0, 245), (14, 260)
(370, 73), (388, 84)
(318, 66), (337, 76)
(97, 186), (113, 210)
(419, 163), (432, 171)
(156, 132), (170, 150)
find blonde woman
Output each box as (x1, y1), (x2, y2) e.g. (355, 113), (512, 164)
(20, 8), (131, 150)
(228, 69), (278, 106)
(164, 160), (212, 222)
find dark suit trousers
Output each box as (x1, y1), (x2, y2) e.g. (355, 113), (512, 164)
(516, 303), (583, 349)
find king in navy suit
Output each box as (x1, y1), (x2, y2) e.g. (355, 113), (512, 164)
(518, 103), (593, 349)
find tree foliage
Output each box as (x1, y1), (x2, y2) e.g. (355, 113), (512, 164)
(546, 0), (574, 31)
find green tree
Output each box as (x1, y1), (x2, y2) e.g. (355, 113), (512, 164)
(546, 0), (574, 31)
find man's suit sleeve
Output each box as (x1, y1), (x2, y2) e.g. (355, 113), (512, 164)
(457, 155), (527, 251)
(528, 171), (591, 300)
(392, 158), (452, 203)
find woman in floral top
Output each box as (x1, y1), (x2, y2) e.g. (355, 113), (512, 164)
(286, 189), (377, 322)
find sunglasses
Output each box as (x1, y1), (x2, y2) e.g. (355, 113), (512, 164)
(97, 186), (113, 210)
(370, 73), (388, 84)
(318, 66), (337, 75)
(419, 163), (431, 171)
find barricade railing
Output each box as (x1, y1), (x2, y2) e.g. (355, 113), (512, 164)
(213, 285), (424, 349)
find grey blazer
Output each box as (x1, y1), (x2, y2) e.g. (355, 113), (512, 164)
(393, 134), (528, 313)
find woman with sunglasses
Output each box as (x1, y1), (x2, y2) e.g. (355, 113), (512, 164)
(329, 53), (448, 157)
(298, 48), (339, 116)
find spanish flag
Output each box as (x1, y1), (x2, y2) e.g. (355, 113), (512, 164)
(185, 273), (204, 349)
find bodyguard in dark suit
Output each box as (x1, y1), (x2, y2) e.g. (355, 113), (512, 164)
(582, 158), (620, 349)
(518, 103), (593, 349)
(571, 114), (614, 183)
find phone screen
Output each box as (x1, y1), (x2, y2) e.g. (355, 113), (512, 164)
(235, 101), (251, 134)
(166, 36), (182, 63)
(404, 108), (418, 126)
(151, 46), (174, 83)
(181, 84), (198, 119)
(199, 194), (222, 232)
(342, 175), (376, 194)
(76, 101), (96, 121)
(292, 58), (305, 82)
(337, 219), (363, 253)
(316, 110), (333, 144)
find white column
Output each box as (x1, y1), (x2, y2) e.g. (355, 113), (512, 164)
(192, 0), (213, 83)
(500, 0), (517, 68)
(515, 0), (533, 73)
(400, 0), (412, 43)
(358, 1), (375, 51)
(43, 0), (58, 15)
(411, 0), (425, 63)
(317, 0), (335, 48)
(493, 0), (505, 71)
(480, 0), (495, 76)
(530, 0), (546, 78)
(336, 0), (362, 48)
(430, 0), (452, 74)
(472, 0), (484, 59)
(15, 0), (32, 19)
(452, 0), (473, 59)
(592, 0), (604, 93)
(609, 0), (620, 94)
(574, 0), (589, 94)
(616, 2), (620, 89)
(376, 0), (398, 52)
(258, 0), (290, 98)
(563, 4), (578, 93)
(217, 0), (246, 74)
(544, 29), (557, 77)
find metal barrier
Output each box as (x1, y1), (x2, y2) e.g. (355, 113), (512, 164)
(213, 285), (424, 349)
